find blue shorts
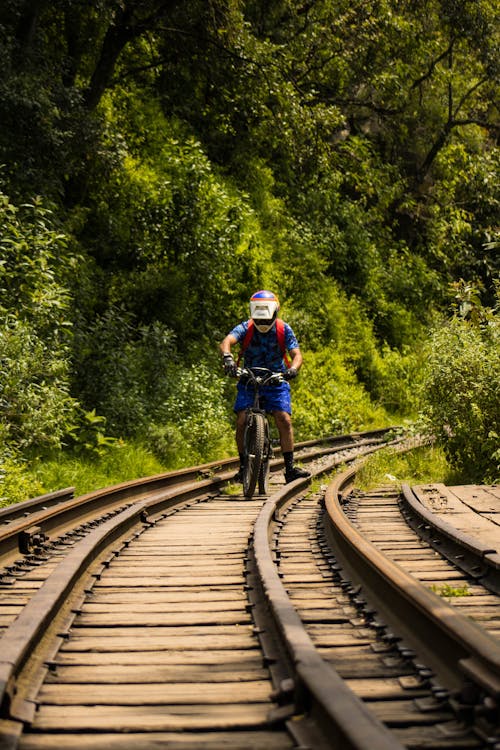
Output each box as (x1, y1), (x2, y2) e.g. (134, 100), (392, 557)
(234, 381), (291, 414)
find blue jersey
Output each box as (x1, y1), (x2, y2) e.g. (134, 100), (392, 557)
(230, 319), (299, 372)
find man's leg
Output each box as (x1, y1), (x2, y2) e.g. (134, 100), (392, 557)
(272, 411), (310, 482)
(272, 410), (294, 453)
(233, 410), (246, 481)
(235, 410), (246, 455)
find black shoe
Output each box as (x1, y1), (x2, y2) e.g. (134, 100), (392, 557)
(285, 466), (311, 483)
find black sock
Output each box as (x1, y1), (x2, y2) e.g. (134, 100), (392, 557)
(283, 451), (294, 472)
(239, 452), (245, 469)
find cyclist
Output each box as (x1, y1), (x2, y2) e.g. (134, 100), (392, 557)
(220, 290), (311, 484)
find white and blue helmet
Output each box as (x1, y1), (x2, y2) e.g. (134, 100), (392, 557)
(249, 290), (280, 333)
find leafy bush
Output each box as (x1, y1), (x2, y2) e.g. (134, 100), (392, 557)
(286, 285), (423, 421)
(368, 344), (425, 416)
(0, 194), (76, 337)
(0, 192), (79, 453)
(146, 364), (235, 465)
(71, 308), (178, 435)
(420, 314), (499, 482)
(0, 316), (78, 451)
(292, 348), (390, 439)
(65, 409), (118, 457)
(0, 454), (44, 508)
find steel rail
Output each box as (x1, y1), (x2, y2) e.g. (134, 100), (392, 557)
(0, 488), (75, 523)
(323, 467), (500, 705)
(0, 474), (223, 725)
(0, 430), (394, 566)
(4, 434), (495, 748)
(0, 463), (237, 566)
(251, 448), (406, 750)
(0, 433), (401, 747)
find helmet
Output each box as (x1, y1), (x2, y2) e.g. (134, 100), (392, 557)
(249, 290), (280, 333)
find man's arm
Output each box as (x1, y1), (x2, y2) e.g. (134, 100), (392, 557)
(283, 346), (303, 380)
(220, 333), (238, 357)
(289, 347), (303, 371)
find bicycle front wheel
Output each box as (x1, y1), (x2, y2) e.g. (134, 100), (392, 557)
(258, 419), (272, 496)
(242, 412), (266, 499)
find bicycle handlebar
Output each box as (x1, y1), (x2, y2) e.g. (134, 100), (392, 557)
(237, 367), (284, 387)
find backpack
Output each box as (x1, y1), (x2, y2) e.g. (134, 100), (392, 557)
(236, 318), (291, 368)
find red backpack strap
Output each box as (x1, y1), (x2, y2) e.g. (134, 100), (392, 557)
(236, 319), (255, 366)
(276, 318), (291, 368)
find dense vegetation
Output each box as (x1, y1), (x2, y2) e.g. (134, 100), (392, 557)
(0, 0), (498, 501)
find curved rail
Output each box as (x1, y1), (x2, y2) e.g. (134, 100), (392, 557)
(323, 468), (500, 705)
(0, 430), (395, 567)
(0, 476), (220, 722)
(0, 431), (396, 735)
(251, 468), (403, 749)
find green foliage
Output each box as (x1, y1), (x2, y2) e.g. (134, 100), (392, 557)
(0, 0), (497, 497)
(25, 441), (168, 499)
(0, 194), (75, 335)
(366, 345), (425, 417)
(145, 364), (235, 465)
(420, 303), (500, 482)
(425, 143), (500, 298)
(286, 286), (425, 417)
(71, 305), (178, 435)
(66, 409), (118, 458)
(291, 349), (390, 438)
(0, 454), (44, 508)
(0, 192), (79, 452)
(0, 316), (77, 451)
(355, 444), (454, 491)
(79, 91), (268, 349)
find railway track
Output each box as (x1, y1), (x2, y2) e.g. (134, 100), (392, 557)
(0, 429), (498, 749)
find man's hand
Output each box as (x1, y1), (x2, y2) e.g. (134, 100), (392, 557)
(283, 367), (298, 381)
(268, 373), (284, 385)
(223, 354), (238, 377)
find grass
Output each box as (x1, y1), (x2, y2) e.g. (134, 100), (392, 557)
(1, 436), (467, 509)
(354, 443), (463, 491)
(12, 441), (169, 502)
(430, 583), (471, 598)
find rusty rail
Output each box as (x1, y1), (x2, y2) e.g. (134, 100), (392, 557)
(323, 468), (500, 704)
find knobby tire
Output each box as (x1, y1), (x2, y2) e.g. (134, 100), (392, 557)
(243, 412), (265, 499)
(258, 420), (271, 495)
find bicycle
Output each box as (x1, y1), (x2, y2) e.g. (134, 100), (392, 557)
(237, 367), (283, 499)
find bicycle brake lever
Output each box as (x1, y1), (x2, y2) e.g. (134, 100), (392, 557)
(270, 373), (284, 385)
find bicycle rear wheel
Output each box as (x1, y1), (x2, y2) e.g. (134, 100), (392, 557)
(242, 412), (265, 499)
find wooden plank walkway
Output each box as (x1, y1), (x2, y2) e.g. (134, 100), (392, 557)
(19, 496), (294, 749)
(412, 484), (499, 551)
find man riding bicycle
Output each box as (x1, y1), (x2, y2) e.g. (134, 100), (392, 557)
(220, 289), (311, 484)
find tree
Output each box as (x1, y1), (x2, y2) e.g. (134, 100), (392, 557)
(0, 192), (78, 450)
